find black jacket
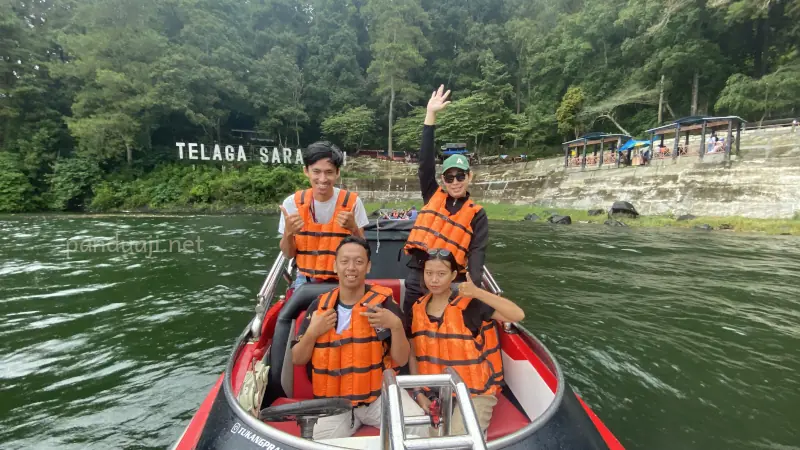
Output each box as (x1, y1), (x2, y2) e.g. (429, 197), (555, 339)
(408, 125), (488, 282)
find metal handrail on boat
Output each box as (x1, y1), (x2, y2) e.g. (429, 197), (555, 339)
(483, 266), (520, 333)
(380, 368), (487, 450)
(481, 267), (502, 295)
(257, 253), (287, 302)
(251, 253), (287, 338)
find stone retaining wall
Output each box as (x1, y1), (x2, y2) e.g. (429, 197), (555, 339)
(342, 127), (800, 218)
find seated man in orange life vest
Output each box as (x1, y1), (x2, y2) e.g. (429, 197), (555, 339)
(291, 236), (429, 440)
(279, 141), (370, 289)
(408, 248), (525, 436)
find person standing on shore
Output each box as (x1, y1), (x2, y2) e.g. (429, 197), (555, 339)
(401, 85), (489, 312)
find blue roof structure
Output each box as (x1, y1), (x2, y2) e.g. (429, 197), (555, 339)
(618, 139), (653, 152)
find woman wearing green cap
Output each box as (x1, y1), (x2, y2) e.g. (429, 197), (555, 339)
(401, 85), (489, 313)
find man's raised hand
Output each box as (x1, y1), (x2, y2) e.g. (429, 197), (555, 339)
(427, 84), (451, 114)
(280, 205), (304, 236)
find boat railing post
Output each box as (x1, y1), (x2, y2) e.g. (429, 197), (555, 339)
(384, 369), (487, 449)
(447, 368), (486, 449)
(439, 383), (454, 437)
(380, 372), (388, 449)
(381, 370), (406, 450)
(251, 253), (286, 338)
(281, 257), (295, 284)
(481, 267), (502, 295)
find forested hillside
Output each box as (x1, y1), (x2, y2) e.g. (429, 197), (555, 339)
(1, 0), (798, 212)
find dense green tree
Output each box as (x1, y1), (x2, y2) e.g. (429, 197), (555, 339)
(303, 0), (369, 123)
(321, 106), (376, 152)
(1, 0), (799, 212)
(364, 0), (430, 154)
(1, 0), (73, 186)
(393, 107), (427, 151)
(435, 51), (516, 153)
(716, 64), (800, 122)
(251, 47), (308, 147)
(46, 156), (103, 211)
(0, 152), (34, 212)
(557, 86), (585, 138)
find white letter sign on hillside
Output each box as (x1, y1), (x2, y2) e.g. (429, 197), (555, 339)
(175, 142), (347, 166)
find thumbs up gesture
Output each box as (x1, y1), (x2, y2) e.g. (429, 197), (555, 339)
(335, 210), (358, 234)
(280, 205), (305, 237)
(457, 272), (483, 299)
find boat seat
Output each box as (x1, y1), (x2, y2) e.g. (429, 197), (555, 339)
(265, 282), (339, 407)
(486, 392), (531, 441)
(288, 279), (406, 399)
(370, 278), (405, 308)
(291, 308), (313, 400)
(265, 279), (406, 437)
(271, 307), (529, 440)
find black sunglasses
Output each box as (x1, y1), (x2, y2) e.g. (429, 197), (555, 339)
(442, 172), (467, 183)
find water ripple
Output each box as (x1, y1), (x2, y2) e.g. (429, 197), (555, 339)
(0, 216), (797, 449)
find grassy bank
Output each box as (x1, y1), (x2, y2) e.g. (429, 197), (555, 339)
(364, 202), (800, 235)
(9, 193), (796, 236)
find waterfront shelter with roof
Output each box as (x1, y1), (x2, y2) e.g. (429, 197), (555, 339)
(645, 116), (745, 161)
(562, 133), (632, 169)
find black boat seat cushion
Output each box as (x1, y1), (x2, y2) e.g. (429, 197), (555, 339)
(266, 282), (338, 404)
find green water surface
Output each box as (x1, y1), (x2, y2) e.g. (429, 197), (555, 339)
(1, 216), (798, 449)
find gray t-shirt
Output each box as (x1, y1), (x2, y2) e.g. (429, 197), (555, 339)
(278, 188), (369, 235)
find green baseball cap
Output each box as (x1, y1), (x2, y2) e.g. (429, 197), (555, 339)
(442, 154), (470, 173)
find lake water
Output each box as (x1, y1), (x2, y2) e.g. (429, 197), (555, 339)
(1, 215), (798, 449)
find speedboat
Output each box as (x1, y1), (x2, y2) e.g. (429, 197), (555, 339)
(171, 220), (624, 449)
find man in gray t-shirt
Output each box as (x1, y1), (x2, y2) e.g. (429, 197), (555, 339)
(278, 188), (369, 236)
(279, 142), (370, 289)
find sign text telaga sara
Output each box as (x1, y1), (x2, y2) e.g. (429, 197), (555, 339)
(175, 142), (347, 165)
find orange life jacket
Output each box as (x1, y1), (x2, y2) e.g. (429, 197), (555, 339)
(410, 293), (503, 396)
(404, 188), (481, 268)
(293, 188), (357, 280)
(311, 284), (395, 406)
